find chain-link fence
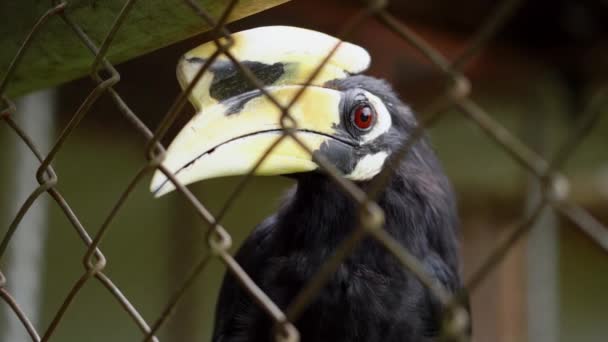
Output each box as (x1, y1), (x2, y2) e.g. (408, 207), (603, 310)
(1, 0), (607, 341)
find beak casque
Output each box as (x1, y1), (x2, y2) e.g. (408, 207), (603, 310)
(150, 26), (370, 197)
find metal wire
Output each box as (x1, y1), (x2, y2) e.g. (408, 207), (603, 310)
(1, 0), (607, 341)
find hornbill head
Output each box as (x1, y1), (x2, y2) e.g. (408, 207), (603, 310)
(150, 26), (421, 197)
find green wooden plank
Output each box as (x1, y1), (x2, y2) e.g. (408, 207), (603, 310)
(0, 0), (290, 98)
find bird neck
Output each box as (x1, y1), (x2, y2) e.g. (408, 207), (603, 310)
(277, 170), (459, 273)
(277, 174), (398, 251)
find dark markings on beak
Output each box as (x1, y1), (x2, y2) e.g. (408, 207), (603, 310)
(224, 89), (265, 115)
(209, 60), (285, 102)
(186, 58), (286, 114)
(186, 57), (206, 64)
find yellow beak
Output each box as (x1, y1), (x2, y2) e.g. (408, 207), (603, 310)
(150, 26), (370, 197)
(150, 85), (348, 197)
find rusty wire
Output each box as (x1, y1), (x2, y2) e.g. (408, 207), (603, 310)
(1, 0), (607, 341)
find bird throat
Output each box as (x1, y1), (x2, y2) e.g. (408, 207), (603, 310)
(277, 174), (382, 253)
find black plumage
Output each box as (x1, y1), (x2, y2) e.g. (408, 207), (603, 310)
(212, 76), (465, 342)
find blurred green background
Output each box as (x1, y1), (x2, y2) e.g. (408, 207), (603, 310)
(2, 1), (608, 341)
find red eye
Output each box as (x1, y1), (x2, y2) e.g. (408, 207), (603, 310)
(352, 104), (375, 130)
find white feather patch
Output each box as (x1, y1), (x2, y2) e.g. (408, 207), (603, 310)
(361, 91), (392, 143)
(345, 151), (389, 181)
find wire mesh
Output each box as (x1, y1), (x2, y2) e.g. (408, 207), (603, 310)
(1, 0), (607, 341)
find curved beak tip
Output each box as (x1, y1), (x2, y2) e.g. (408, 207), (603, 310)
(149, 172), (172, 198)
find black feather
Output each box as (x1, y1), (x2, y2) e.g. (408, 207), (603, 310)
(212, 76), (466, 342)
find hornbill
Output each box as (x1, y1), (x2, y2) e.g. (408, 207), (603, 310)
(151, 26), (466, 342)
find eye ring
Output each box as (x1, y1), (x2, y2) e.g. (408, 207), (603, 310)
(351, 103), (376, 131)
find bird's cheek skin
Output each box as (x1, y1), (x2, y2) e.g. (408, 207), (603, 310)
(345, 150), (389, 181)
(313, 139), (357, 175)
